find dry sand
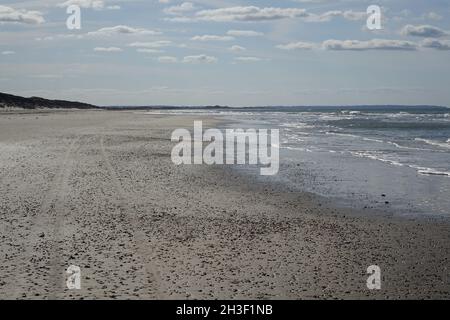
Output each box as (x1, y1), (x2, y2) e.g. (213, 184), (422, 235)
(0, 110), (448, 300)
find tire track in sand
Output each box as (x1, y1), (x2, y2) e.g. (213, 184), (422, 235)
(21, 136), (82, 299)
(100, 136), (164, 299)
(48, 136), (85, 299)
(0, 148), (49, 299)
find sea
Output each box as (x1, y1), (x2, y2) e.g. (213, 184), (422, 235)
(146, 105), (450, 218)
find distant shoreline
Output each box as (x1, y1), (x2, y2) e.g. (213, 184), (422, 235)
(1, 91), (449, 111)
(109, 105), (450, 112)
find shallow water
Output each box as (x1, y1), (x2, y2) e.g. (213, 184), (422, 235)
(146, 106), (450, 218)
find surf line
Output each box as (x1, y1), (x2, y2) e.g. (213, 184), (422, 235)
(171, 121), (280, 176)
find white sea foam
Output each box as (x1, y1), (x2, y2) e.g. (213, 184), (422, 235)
(326, 132), (440, 152)
(410, 165), (450, 177)
(284, 146), (313, 153)
(320, 115), (352, 121)
(348, 151), (450, 177)
(280, 122), (315, 130)
(417, 169), (450, 177)
(325, 132), (360, 139)
(363, 137), (384, 143)
(350, 151), (404, 167)
(385, 141), (437, 152)
(415, 138), (450, 150)
(340, 110), (361, 115)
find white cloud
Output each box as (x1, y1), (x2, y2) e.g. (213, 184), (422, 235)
(400, 25), (448, 38)
(128, 41), (172, 48)
(306, 10), (366, 22)
(423, 12), (443, 21)
(421, 38), (450, 51)
(229, 45), (246, 52)
(1, 50), (15, 55)
(278, 38), (450, 52)
(276, 41), (315, 50)
(194, 6), (309, 22)
(227, 30), (263, 37)
(136, 48), (165, 53)
(166, 6), (367, 23)
(94, 47), (122, 52)
(183, 54), (217, 63)
(157, 56), (178, 63)
(35, 34), (84, 41)
(87, 25), (161, 36)
(164, 2), (195, 15)
(323, 39), (418, 51)
(165, 15), (198, 23)
(235, 57), (263, 62)
(58, 0), (120, 10)
(59, 0), (103, 9)
(0, 5), (45, 24)
(191, 35), (234, 41)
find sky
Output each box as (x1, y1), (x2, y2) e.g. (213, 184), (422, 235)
(1, 0), (450, 107)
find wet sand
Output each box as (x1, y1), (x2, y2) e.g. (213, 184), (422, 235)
(0, 110), (449, 299)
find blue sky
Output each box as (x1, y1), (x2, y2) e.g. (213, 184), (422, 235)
(1, 0), (450, 106)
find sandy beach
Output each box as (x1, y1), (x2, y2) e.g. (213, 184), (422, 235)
(0, 110), (448, 300)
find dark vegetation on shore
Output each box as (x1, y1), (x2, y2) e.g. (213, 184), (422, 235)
(0, 92), (98, 110)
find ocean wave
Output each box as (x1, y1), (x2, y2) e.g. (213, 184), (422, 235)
(415, 138), (450, 150)
(340, 110), (361, 115)
(280, 122), (315, 130)
(417, 169), (450, 177)
(385, 141), (439, 152)
(283, 136), (306, 143)
(325, 132), (360, 139)
(329, 118), (450, 130)
(383, 112), (413, 118)
(349, 151), (404, 167)
(349, 151), (450, 177)
(325, 132), (435, 152)
(284, 146), (313, 153)
(320, 115), (353, 121)
(363, 137), (384, 143)
(409, 165), (450, 177)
